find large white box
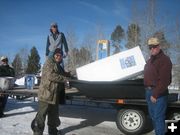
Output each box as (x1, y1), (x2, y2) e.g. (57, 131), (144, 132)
(76, 46), (146, 81)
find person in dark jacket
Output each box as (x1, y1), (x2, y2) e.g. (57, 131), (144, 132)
(46, 22), (69, 69)
(144, 37), (172, 135)
(0, 56), (15, 117)
(31, 48), (68, 135)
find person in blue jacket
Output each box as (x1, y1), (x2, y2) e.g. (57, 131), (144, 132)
(46, 22), (69, 69)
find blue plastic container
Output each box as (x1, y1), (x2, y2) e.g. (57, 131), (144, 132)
(25, 75), (35, 90)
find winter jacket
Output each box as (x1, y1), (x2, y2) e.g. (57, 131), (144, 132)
(144, 50), (172, 98)
(0, 65), (15, 77)
(46, 32), (68, 56)
(38, 58), (65, 104)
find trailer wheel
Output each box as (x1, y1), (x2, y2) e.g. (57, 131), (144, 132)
(116, 109), (146, 135)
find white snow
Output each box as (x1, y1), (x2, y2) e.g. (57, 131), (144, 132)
(1, 97), (153, 135)
(15, 75), (38, 86)
(0, 97), (122, 135)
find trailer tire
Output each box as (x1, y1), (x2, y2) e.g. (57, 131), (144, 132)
(168, 111), (180, 120)
(116, 109), (146, 135)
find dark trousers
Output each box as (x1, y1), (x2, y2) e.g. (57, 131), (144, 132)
(0, 94), (8, 116)
(32, 101), (60, 135)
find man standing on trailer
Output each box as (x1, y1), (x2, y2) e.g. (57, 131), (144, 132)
(144, 37), (172, 135)
(46, 22), (69, 69)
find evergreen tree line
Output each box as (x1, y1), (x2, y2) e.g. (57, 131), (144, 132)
(11, 46), (41, 78)
(110, 24), (171, 56)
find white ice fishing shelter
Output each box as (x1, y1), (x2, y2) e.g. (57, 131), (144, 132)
(76, 46), (146, 81)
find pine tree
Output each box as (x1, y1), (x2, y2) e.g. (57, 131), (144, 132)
(126, 24), (141, 49)
(111, 25), (125, 54)
(79, 47), (92, 66)
(26, 46), (41, 74)
(12, 53), (23, 78)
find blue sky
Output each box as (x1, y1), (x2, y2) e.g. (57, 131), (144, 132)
(0, 0), (179, 64)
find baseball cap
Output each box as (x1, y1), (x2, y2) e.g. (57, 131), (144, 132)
(0, 56), (8, 61)
(147, 37), (160, 46)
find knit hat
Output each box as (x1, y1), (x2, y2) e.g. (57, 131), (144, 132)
(53, 48), (62, 55)
(50, 22), (58, 28)
(147, 37), (160, 46)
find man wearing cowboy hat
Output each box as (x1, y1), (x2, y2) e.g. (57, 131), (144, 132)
(144, 37), (172, 135)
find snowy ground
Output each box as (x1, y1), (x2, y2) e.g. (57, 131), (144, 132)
(0, 97), (153, 135)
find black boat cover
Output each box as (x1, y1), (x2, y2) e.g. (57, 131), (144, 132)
(69, 79), (145, 99)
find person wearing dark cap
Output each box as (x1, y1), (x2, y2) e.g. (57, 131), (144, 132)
(31, 48), (68, 135)
(46, 22), (69, 69)
(0, 56), (15, 117)
(0, 56), (15, 77)
(144, 37), (172, 135)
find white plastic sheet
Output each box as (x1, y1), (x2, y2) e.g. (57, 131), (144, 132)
(76, 46), (146, 81)
(0, 77), (15, 90)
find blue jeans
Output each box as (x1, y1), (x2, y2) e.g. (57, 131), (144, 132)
(146, 89), (167, 135)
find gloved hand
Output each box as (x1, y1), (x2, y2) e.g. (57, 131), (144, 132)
(64, 71), (71, 77)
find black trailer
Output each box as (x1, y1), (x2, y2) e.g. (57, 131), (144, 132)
(69, 79), (180, 135)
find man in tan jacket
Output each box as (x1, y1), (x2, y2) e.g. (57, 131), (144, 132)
(31, 48), (66, 135)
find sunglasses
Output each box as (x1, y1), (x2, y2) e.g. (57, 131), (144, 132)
(149, 45), (159, 50)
